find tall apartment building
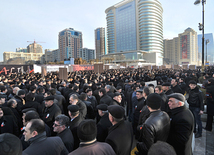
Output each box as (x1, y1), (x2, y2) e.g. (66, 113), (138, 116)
(27, 42), (43, 53)
(79, 48), (95, 62)
(198, 33), (214, 64)
(58, 28), (83, 61)
(45, 49), (54, 63)
(163, 28), (198, 65)
(95, 28), (105, 60)
(52, 49), (60, 62)
(104, 0), (163, 66)
(16, 48), (27, 53)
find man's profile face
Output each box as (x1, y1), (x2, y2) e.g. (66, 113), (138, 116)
(0, 108), (4, 119)
(168, 98), (180, 109)
(53, 121), (63, 133)
(23, 122), (34, 141)
(69, 97), (78, 105)
(0, 98), (5, 104)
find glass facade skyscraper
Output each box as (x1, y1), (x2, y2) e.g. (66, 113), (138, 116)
(95, 28), (105, 60)
(105, 0), (163, 66)
(198, 33), (214, 64)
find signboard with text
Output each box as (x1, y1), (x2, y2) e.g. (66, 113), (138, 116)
(0, 65), (33, 75)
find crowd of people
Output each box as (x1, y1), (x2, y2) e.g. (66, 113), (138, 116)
(0, 67), (214, 155)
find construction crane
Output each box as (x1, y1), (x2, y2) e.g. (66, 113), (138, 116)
(27, 40), (45, 53)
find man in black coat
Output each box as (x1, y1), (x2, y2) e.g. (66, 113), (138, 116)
(188, 80), (204, 138)
(204, 78), (214, 131)
(99, 88), (113, 106)
(53, 114), (74, 153)
(69, 119), (116, 155)
(23, 119), (68, 155)
(68, 105), (84, 150)
(42, 96), (61, 130)
(0, 105), (19, 136)
(96, 104), (112, 142)
(136, 93), (170, 155)
(69, 94), (87, 119)
(162, 82), (173, 95)
(155, 85), (171, 116)
(105, 85), (114, 99)
(167, 93), (194, 155)
(105, 105), (133, 155)
(171, 79), (183, 94)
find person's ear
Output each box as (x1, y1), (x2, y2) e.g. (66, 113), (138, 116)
(32, 131), (38, 137)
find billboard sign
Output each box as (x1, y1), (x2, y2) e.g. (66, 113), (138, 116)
(182, 35), (188, 59)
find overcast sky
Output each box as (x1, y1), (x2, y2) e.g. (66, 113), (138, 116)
(0, 0), (213, 61)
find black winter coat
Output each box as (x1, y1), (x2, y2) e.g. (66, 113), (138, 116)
(105, 120), (133, 155)
(167, 106), (194, 155)
(96, 113), (112, 142)
(100, 94), (112, 106)
(69, 115), (84, 150)
(206, 84), (214, 115)
(137, 110), (170, 155)
(165, 89), (173, 95)
(0, 115), (19, 136)
(43, 103), (61, 128)
(187, 86), (204, 110)
(58, 128), (74, 153)
(171, 85), (183, 94)
(23, 132), (68, 155)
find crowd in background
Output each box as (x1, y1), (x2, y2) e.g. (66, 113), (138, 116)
(0, 67), (214, 155)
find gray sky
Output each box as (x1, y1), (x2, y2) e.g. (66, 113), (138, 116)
(0, 0), (213, 61)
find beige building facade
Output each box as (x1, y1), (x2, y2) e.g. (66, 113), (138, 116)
(164, 28), (198, 65)
(3, 52), (43, 63)
(27, 42), (43, 53)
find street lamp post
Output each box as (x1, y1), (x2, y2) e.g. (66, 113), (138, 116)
(206, 39), (210, 62)
(194, 0), (206, 72)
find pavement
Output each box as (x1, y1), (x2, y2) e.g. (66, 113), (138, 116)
(193, 115), (214, 155)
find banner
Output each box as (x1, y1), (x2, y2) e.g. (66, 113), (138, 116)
(182, 35), (187, 59)
(0, 65), (33, 75)
(72, 65), (94, 71)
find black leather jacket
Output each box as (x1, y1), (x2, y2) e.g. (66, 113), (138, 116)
(137, 110), (170, 155)
(187, 87), (204, 110)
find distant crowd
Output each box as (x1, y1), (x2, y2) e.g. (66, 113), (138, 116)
(0, 67), (214, 155)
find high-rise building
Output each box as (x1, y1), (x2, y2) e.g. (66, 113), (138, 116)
(52, 49), (60, 62)
(45, 49), (54, 63)
(16, 48), (27, 53)
(198, 33), (214, 64)
(79, 48), (95, 62)
(27, 42), (43, 53)
(58, 28), (83, 61)
(95, 28), (106, 60)
(163, 28), (198, 65)
(163, 37), (179, 65)
(104, 0), (163, 66)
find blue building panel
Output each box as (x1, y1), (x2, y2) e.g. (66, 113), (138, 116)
(97, 29), (100, 40)
(198, 33), (214, 63)
(115, 0), (137, 53)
